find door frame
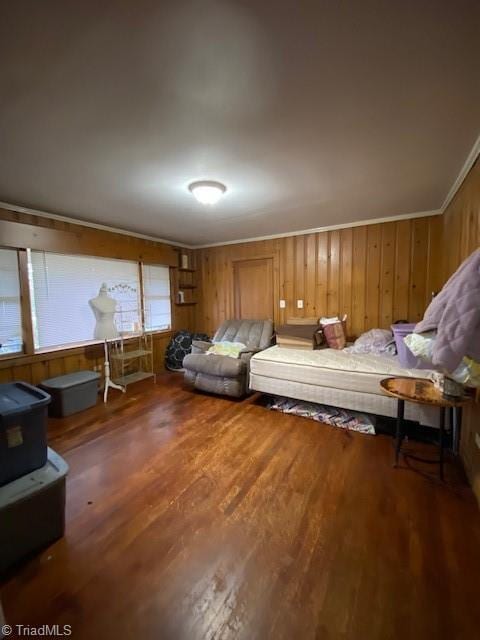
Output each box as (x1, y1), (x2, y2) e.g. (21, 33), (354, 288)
(229, 253), (280, 325)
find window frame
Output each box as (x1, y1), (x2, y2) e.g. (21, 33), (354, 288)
(141, 262), (173, 334)
(0, 247), (30, 360)
(0, 249), (174, 362)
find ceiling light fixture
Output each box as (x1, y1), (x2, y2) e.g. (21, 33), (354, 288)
(189, 180), (226, 205)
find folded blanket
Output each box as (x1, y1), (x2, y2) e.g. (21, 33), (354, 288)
(207, 341), (246, 358)
(415, 248), (480, 371)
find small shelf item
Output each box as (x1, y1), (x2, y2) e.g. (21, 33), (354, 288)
(110, 332), (156, 389)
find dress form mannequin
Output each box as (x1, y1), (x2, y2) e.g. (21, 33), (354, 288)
(89, 283), (119, 340)
(89, 284), (124, 401)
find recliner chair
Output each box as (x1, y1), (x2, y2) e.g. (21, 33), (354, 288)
(183, 319), (273, 397)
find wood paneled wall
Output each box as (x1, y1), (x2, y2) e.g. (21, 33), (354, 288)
(441, 158), (480, 503)
(195, 215), (443, 337)
(0, 208), (195, 385)
(0, 333), (173, 386)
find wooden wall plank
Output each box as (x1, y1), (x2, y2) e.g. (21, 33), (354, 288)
(379, 222), (395, 328)
(409, 218), (429, 322)
(294, 235), (306, 318)
(393, 219), (411, 322)
(340, 228), (353, 334)
(284, 237), (295, 320)
(315, 232), (329, 318)
(351, 226), (367, 337)
(365, 224), (381, 329)
(327, 230), (340, 317)
(305, 234), (317, 318)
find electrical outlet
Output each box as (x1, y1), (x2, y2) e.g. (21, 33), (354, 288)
(297, 299), (304, 309)
(279, 299), (286, 309)
(475, 432), (480, 450)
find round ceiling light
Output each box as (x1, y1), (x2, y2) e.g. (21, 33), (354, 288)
(189, 180), (226, 205)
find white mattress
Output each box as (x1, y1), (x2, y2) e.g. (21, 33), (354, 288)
(250, 346), (433, 395)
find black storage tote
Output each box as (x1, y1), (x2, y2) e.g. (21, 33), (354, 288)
(0, 382), (51, 486)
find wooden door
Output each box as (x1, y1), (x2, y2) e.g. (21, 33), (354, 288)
(233, 258), (274, 320)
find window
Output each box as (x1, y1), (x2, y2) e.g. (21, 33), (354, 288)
(0, 248), (23, 356)
(142, 264), (172, 332)
(28, 251), (141, 350)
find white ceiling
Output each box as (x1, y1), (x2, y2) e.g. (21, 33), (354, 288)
(0, 0), (479, 246)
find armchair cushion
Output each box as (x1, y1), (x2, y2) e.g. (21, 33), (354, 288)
(213, 319), (273, 350)
(183, 353), (247, 378)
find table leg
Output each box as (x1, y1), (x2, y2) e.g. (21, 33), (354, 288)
(452, 406), (462, 456)
(394, 399), (405, 467)
(439, 406), (445, 480)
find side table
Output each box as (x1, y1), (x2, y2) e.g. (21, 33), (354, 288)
(380, 377), (469, 480)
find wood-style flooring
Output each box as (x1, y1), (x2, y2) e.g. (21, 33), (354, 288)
(1, 373), (480, 640)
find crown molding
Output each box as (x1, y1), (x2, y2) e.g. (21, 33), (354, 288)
(194, 209), (442, 248)
(0, 201), (193, 249)
(441, 132), (480, 213)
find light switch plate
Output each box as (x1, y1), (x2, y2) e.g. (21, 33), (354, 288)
(475, 432), (480, 450)
(297, 299), (304, 309)
(279, 299), (286, 309)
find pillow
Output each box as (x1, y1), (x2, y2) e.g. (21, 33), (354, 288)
(207, 341), (246, 359)
(344, 329), (396, 355)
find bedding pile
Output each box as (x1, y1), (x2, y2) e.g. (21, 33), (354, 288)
(266, 395), (375, 435)
(344, 328), (396, 356)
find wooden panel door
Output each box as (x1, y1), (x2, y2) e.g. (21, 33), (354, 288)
(233, 258), (274, 320)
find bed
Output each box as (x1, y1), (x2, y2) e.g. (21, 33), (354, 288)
(249, 345), (440, 427)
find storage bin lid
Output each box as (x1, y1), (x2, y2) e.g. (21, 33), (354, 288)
(41, 370), (100, 390)
(0, 448), (69, 507)
(0, 382), (51, 416)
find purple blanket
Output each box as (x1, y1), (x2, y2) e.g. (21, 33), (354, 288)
(415, 248), (480, 372)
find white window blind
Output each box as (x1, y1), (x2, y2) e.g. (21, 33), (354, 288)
(28, 251), (141, 350)
(142, 264), (172, 332)
(0, 248), (22, 356)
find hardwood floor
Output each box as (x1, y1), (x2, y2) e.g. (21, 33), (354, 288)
(1, 373), (480, 639)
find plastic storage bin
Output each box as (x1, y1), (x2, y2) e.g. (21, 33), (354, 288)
(391, 323), (428, 369)
(40, 370), (100, 417)
(0, 447), (68, 574)
(0, 382), (51, 486)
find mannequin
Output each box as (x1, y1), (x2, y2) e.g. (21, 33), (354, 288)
(89, 284), (124, 401)
(89, 283), (119, 340)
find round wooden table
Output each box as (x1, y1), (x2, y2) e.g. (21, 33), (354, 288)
(380, 377), (469, 480)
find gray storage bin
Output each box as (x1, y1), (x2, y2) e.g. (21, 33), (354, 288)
(40, 370), (100, 417)
(0, 447), (68, 574)
(0, 382), (51, 486)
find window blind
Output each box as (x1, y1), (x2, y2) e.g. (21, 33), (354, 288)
(142, 264), (172, 332)
(0, 248), (22, 355)
(28, 251), (141, 350)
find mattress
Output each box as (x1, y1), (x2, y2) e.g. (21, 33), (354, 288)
(250, 346), (434, 395)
